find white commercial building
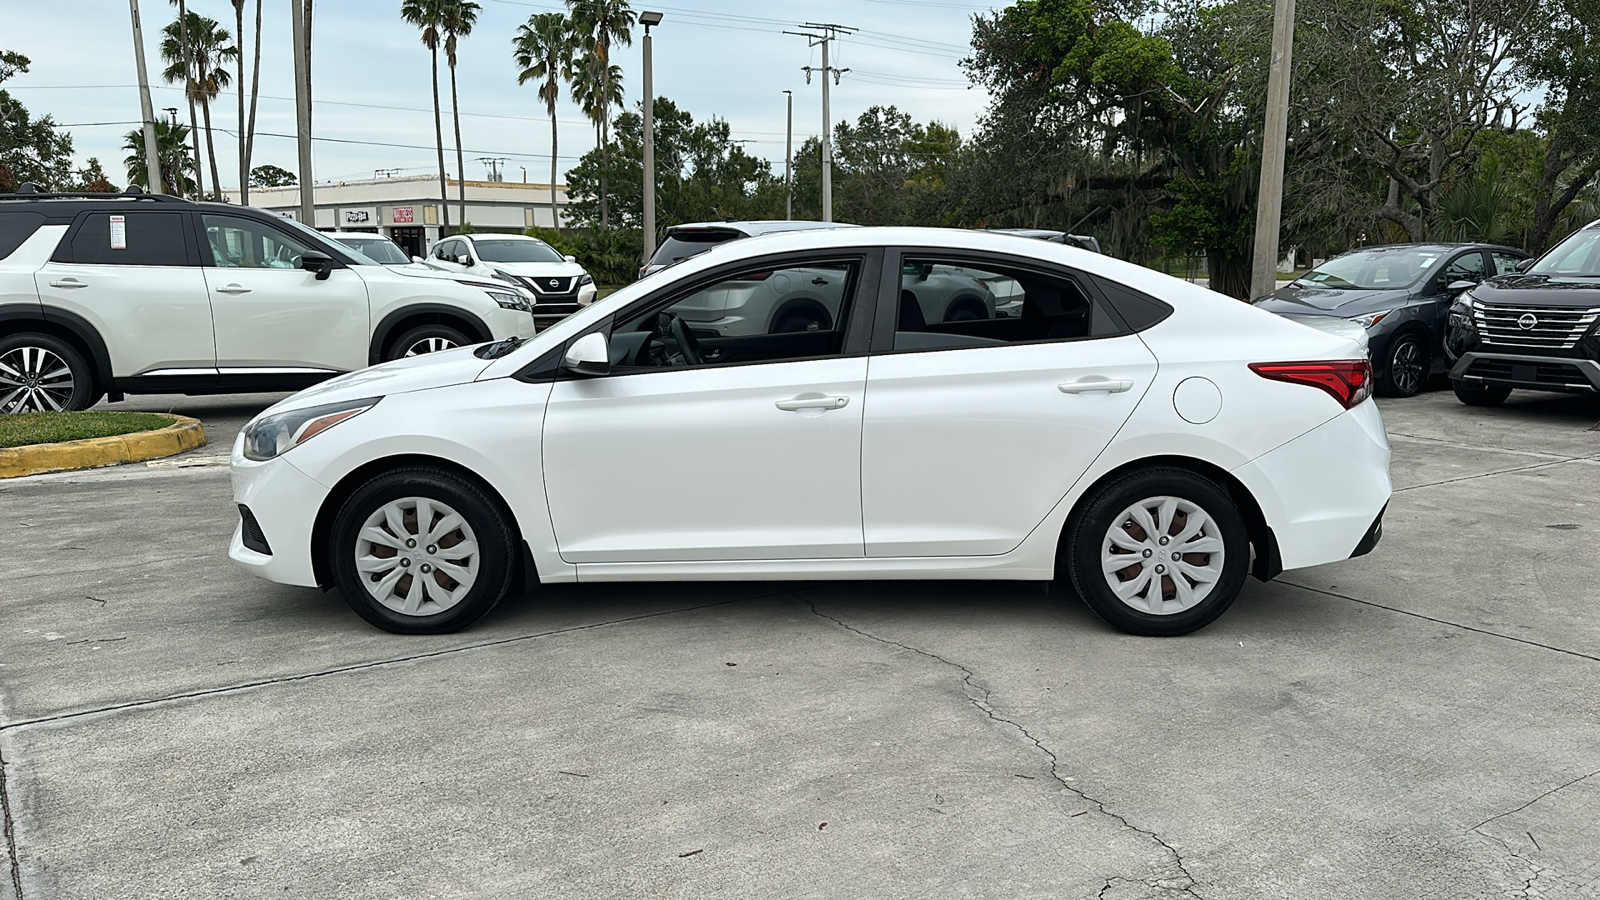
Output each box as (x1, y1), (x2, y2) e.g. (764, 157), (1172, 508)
(228, 175), (571, 259)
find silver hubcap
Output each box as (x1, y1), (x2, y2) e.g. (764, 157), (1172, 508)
(404, 337), (459, 357)
(0, 346), (75, 413)
(354, 497), (480, 616)
(1101, 496), (1226, 615)
(1391, 339), (1423, 393)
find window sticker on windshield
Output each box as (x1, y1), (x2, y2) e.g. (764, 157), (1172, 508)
(1415, 254), (1437, 265)
(109, 215), (127, 250)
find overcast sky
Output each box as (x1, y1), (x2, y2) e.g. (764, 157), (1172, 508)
(2, 0), (1004, 190)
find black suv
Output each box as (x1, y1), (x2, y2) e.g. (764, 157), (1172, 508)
(1445, 219), (1600, 405)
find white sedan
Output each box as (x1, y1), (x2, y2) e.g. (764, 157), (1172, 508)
(229, 228), (1391, 637)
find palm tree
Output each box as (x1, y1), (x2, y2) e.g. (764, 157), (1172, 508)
(513, 12), (574, 228)
(442, 0), (482, 228)
(567, 57), (624, 223)
(123, 121), (198, 197)
(165, 0), (204, 198)
(229, 0), (264, 204)
(160, 12), (236, 200)
(401, 0), (451, 233)
(567, 0), (634, 227)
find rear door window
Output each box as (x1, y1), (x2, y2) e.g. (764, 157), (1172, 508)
(648, 230), (740, 268)
(889, 257), (1122, 352)
(64, 212), (190, 266)
(0, 211), (47, 260)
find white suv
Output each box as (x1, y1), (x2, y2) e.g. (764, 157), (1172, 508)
(424, 233), (596, 330)
(0, 189), (535, 412)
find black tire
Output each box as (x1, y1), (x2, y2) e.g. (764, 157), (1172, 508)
(1378, 332), (1428, 397)
(1452, 379), (1511, 406)
(0, 332), (99, 413)
(386, 324), (472, 361)
(329, 466), (518, 634)
(772, 309), (829, 334)
(943, 299), (986, 322)
(1062, 467), (1250, 637)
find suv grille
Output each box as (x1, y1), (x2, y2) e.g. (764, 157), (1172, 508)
(1464, 358), (1594, 390)
(520, 275), (575, 294)
(1474, 303), (1600, 350)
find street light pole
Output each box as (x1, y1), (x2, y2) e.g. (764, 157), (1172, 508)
(128, 0), (164, 194)
(783, 90), (793, 220)
(1249, 0), (1295, 300)
(290, 0), (315, 224)
(788, 23), (853, 223)
(640, 11), (663, 267)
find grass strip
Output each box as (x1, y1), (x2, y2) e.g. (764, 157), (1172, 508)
(0, 412), (177, 449)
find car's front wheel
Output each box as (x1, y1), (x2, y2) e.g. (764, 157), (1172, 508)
(0, 332), (99, 413)
(388, 324), (471, 361)
(1379, 332), (1428, 397)
(1063, 468), (1249, 636)
(329, 467), (518, 634)
(1452, 379), (1511, 406)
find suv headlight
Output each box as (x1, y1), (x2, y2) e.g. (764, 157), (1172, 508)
(1350, 310), (1396, 329)
(241, 397), (380, 461)
(456, 280), (532, 311)
(578, 273), (594, 287)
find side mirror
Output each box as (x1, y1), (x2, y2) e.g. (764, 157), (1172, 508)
(564, 255), (577, 264)
(300, 250), (336, 280)
(411, 256), (426, 264)
(563, 332), (611, 377)
(456, 254), (473, 266)
(1514, 258), (1534, 272)
(1446, 279), (1476, 294)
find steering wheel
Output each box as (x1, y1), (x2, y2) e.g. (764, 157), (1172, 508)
(669, 315), (704, 366)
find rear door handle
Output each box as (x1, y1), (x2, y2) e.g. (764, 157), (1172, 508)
(48, 278), (88, 289)
(215, 284), (252, 295)
(1058, 378), (1133, 394)
(776, 396), (849, 411)
(811, 278), (829, 285)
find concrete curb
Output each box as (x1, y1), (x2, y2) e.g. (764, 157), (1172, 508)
(0, 415), (207, 479)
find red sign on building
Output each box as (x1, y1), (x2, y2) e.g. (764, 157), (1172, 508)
(391, 206), (414, 224)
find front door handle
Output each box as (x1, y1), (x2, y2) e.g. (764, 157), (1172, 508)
(48, 278), (88, 289)
(811, 278), (830, 285)
(1058, 378), (1133, 394)
(215, 284), (252, 295)
(776, 395), (849, 411)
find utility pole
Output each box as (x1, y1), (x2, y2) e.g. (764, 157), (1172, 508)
(640, 11), (663, 266)
(1249, 0), (1295, 300)
(290, 0), (315, 225)
(128, 0), (164, 194)
(788, 22), (853, 223)
(783, 89), (793, 220)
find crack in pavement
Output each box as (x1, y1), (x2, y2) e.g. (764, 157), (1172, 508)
(1393, 455), (1600, 493)
(0, 742), (23, 900)
(1384, 431), (1589, 462)
(800, 596), (1204, 899)
(1279, 581), (1600, 665)
(0, 593), (780, 734)
(1469, 828), (1551, 900)
(1468, 767), (1600, 833)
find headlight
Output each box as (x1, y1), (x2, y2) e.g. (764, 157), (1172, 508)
(1350, 310), (1395, 329)
(241, 397), (380, 461)
(578, 273), (594, 287)
(456, 280), (532, 311)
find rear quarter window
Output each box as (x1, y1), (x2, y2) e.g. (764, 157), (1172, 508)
(0, 211), (47, 260)
(649, 231), (740, 268)
(64, 212), (189, 266)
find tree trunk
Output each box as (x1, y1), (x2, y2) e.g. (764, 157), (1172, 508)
(178, 0), (203, 199)
(550, 106), (560, 229)
(235, 1), (246, 202)
(184, 88), (204, 199)
(429, 48), (450, 233)
(450, 59), (466, 227)
(599, 65), (610, 228)
(201, 99), (222, 201)
(243, 0), (262, 202)
(1207, 249), (1252, 300)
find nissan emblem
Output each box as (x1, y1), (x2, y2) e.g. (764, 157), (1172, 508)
(1517, 313), (1538, 330)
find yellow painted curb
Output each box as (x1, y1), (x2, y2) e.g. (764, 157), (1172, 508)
(0, 415), (208, 479)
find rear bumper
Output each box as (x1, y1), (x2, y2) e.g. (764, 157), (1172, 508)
(1449, 351), (1600, 394)
(1230, 401), (1392, 572)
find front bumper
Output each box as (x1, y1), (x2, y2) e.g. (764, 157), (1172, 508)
(1449, 351), (1600, 394)
(229, 442), (332, 587)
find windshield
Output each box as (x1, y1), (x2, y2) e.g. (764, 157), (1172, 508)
(332, 236), (408, 264)
(1297, 248), (1443, 290)
(473, 238), (564, 264)
(1530, 228), (1600, 278)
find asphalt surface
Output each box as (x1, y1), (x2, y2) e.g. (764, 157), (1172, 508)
(3, 385), (1599, 899)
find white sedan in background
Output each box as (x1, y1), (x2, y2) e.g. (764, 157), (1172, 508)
(230, 228), (1391, 637)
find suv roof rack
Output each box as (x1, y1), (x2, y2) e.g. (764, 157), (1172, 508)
(0, 182), (193, 204)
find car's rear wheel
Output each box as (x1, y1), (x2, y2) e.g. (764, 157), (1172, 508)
(1063, 468), (1249, 636)
(1379, 332), (1427, 397)
(773, 309), (828, 333)
(329, 467), (517, 634)
(388, 324), (471, 361)
(0, 333), (98, 413)
(1452, 379), (1511, 406)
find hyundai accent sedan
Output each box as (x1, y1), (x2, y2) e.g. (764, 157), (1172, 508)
(230, 228), (1391, 637)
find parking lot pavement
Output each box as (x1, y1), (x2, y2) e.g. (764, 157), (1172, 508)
(94, 392), (294, 461)
(3, 388), (1598, 899)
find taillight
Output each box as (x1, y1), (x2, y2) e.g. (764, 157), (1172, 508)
(1249, 360), (1373, 409)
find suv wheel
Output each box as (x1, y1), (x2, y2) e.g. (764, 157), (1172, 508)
(1063, 468), (1249, 637)
(0, 333), (98, 413)
(1379, 332), (1427, 397)
(329, 466), (518, 634)
(1452, 379), (1511, 406)
(388, 324), (471, 360)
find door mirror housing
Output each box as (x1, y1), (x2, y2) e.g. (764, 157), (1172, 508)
(563, 332), (611, 377)
(1514, 258), (1534, 272)
(300, 250), (336, 280)
(564, 255), (577, 264)
(456, 254), (473, 266)
(1446, 279), (1476, 295)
